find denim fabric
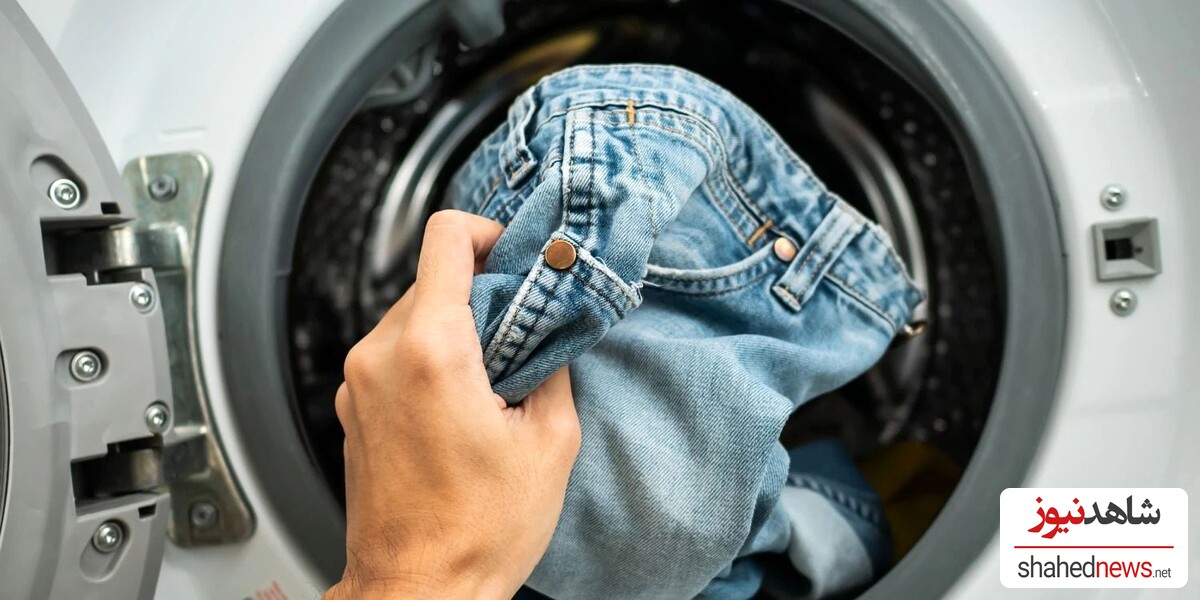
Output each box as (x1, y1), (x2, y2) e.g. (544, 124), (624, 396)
(447, 65), (923, 599)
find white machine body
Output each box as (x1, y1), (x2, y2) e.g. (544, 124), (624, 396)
(13, 0), (1200, 597)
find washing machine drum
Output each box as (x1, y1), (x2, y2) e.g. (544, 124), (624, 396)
(228, 0), (1063, 595)
(292, 0), (1002, 525)
(0, 0), (1066, 598)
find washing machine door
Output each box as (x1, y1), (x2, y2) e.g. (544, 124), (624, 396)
(0, 1), (180, 598)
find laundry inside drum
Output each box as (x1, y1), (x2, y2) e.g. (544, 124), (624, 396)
(285, 0), (1004, 589)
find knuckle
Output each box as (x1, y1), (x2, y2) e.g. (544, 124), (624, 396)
(343, 347), (364, 382)
(334, 383), (354, 427)
(343, 342), (378, 384)
(424, 209), (468, 232)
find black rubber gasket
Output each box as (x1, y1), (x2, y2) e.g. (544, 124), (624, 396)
(217, 0), (444, 580)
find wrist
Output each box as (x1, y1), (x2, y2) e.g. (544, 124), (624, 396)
(324, 560), (511, 600)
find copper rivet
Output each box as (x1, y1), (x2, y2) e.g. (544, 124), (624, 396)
(544, 239), (577, 270)
(773, 237), (798, 262)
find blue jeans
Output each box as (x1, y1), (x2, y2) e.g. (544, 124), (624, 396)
(448, 65), (923, 599)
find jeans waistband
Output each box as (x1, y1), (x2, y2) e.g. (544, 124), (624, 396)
(495, 64), (923, 333)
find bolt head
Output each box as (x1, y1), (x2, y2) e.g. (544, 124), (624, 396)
(69, 351), (103, 383)
(1110, 288), (1137, 316)
(147, 174), (178, 201)
(48, 178), (82, 210)
(189, 501), (219, 529)
(92, 521), (123, 553)
(129, 283), (156, 313)
(1101, 184), (1127, 210)
(144, 402), (171, 434)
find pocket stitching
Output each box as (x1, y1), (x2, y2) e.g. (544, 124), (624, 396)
(824, 272), (897, 332)
(630, 118), (756, 243)
(502, 273), (564, 378)
(491, 268), (564, 381)
(643, 244), (779, 295)
(647, 266), (779, 298)
(482, 260), (545, 375)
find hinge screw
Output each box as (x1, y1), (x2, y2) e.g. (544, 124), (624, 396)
(1100, 184), (1127, 211)
(148, 174), (178, 201)
(69, 350), (103, 382)
(48, 178), (82, 210)
(189, 501), (219, 529)
(1110, 288), (1137, 316)
(129, 283), (156, 313)
(144, 402), (171, 434)
(92, 521), (123, 553)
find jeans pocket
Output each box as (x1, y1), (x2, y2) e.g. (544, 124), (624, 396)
(642, 243), (782, 295)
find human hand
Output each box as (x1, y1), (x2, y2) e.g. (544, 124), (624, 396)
(324, 210), (581, 600)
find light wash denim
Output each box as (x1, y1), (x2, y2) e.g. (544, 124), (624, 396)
(447, 65), (923, 600)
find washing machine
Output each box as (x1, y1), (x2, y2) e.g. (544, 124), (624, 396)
(2, 0), (1197, 598)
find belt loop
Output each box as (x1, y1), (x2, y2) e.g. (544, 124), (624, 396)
(772, 200), (865, 312)
(500, 87), (539, 188)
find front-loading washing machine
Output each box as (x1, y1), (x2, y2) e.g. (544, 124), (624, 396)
(2, 0), (1197, 598)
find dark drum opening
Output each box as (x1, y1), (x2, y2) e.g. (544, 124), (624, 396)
(285, 0), (1003, 579)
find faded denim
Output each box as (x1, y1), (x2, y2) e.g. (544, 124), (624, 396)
(447, 65), (923, 599)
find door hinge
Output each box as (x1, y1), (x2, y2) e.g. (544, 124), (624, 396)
(46, 152), (255, 546)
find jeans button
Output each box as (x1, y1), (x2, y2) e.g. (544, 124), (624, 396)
(773, 237), (798, 262)
(545, 239), (578, 270)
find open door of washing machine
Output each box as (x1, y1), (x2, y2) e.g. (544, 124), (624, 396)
(0, 2), (199, 597)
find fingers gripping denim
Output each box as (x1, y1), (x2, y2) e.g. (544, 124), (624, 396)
(448, 65), (924, 599)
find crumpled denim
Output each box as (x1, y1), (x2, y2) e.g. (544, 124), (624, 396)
(447, 65), (924, 599)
